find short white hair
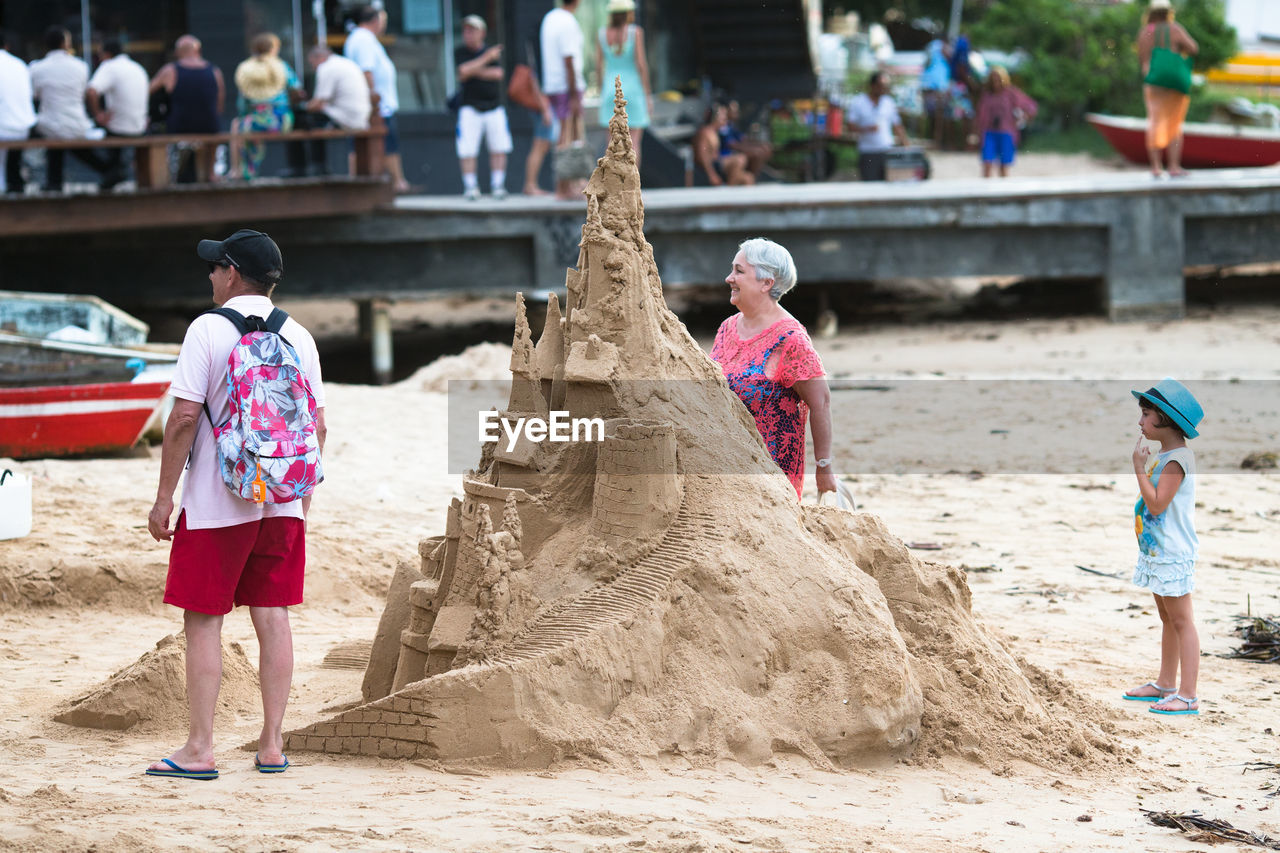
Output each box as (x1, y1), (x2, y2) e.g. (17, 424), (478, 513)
(739, 237), (797, 301)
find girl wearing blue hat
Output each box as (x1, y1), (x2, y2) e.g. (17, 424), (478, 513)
(1123, 377), (1204, 715)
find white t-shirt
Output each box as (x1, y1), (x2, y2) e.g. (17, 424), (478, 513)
(87, 53), (149, 135)
(169, 295), (326, 530)
(540, 7), (585, 95)
(29, 49), (95, 139)
(313, 54), (371, 130)
(848, 92), (900, 153)
(0, 49), (35, 138)
(344, 26), (397, 117)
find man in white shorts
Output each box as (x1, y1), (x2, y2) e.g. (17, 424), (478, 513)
(454, 14), (511, 200)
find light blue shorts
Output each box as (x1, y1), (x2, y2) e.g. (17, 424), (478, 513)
(1132, 555), (1195, 598)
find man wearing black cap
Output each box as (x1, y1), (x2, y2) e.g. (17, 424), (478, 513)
(145, 229), (325, 780)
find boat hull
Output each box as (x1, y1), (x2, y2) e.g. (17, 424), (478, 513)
(1086, 112), (1280, 168)
(0, 381), (170, 459)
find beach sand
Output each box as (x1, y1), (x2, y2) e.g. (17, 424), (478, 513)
(2, 304), (1279, 852)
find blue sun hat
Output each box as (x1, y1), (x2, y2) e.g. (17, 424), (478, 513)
(1132, 377), (1204, 438)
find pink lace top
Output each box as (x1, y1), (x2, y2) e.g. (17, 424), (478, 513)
(710, 314), (826, 497)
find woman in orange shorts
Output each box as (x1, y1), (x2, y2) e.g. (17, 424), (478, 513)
(1136, 0), (1199, 178)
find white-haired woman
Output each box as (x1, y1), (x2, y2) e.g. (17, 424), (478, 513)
(710, 238), (836, 499)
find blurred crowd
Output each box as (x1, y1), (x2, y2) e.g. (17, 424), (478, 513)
(0, 5), (397, 195)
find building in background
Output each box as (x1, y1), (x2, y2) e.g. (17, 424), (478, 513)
(1224, 0), (1280, 48)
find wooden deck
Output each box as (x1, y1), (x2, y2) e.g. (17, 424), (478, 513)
(0, 176), (395, 237)
(0, 125), (393, 236)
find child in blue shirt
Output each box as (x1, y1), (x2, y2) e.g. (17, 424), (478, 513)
(1122, 378), (1204, 715)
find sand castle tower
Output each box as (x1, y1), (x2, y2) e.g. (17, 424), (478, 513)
(288, 81), (1115, 771)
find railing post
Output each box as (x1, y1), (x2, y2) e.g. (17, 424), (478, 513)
(355, 114), (386, 178)
(134, 141), (170, 189)
(228, 122), (242, 180)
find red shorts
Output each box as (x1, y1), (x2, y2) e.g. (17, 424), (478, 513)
(164, 511), (306, 615)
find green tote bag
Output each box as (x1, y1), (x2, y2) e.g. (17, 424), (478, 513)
(1144, 23), (1193, 94)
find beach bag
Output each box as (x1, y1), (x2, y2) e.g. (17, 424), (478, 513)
(1144, 24), (1192, 95)
(554, 112), (596, 181)
(816, 480), (857, 512)
(203, 307), (323, 504)
(508, 64), (540, 111)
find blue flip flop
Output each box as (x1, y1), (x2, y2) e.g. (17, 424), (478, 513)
(1122, 681), (1176, 702)
(254, 753), (289, 773)
(1150, 694), (1199, 716)
(145, 758), (219, 780)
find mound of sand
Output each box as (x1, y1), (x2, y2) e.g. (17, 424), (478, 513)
(284, 83), (1119, 770)
(52, 633), (259, 732)
(400, 342), (514, 393)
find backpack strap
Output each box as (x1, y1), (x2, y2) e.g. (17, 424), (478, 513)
(204, 305), (294, 344)
(265, 307), (289, 333)
(203, 306), (254, 336)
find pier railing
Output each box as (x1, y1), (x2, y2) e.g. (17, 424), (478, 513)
(0, 124), (386, 190)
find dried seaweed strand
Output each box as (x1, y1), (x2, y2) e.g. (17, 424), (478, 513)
(1142, 809), (1280, 849)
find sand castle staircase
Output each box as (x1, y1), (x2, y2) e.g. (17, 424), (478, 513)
(488, 505), (720, 665)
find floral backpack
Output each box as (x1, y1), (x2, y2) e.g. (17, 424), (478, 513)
(203, 307), (323, 504)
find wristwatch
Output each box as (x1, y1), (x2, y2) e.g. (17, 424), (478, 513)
(816, 458), (833, 469)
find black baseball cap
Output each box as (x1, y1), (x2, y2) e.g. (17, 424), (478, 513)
(197, 229), (284, 284)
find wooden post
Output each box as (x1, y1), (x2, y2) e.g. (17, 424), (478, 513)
(228, 121), (242, 180)
(361, 298), (394, 384)
(134, 142), (170, 189)
(354, 118), (386, 178)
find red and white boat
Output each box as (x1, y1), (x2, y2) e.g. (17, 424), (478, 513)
(0, 377), (172, 459)
(1086, 112), (1280, 168)
(0, 292), (177, 459)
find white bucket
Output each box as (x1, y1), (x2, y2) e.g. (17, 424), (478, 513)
(0, 469), (32, 540)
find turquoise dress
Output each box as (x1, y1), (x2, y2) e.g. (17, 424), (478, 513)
(1133, 446), (1198, 597)
(597, 26), (649, 128)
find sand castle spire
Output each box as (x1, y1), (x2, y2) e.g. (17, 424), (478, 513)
(509, 292), (535, 376)
(534, 293), (564, 378)
(606, 76), (633, 162)
(507, 292), (548, 416)
(581, 194), (608, 245)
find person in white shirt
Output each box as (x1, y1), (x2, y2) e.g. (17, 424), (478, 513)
(146, 228), (325, 782)
(29, 26), (112, 192)
(306, 46), (370, 130)
(86, 39), (149, 189)
(847, 71), (909, 182)
(0, 34), (36, 194)
(539, 0), (585, 198)
(345, 6), (409, 192)
(299, 45), (372, 176)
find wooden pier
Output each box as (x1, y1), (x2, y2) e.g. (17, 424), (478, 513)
(3, 168), (1280, 323)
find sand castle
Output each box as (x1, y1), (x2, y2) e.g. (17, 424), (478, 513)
(282, 83), (1117, 770)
